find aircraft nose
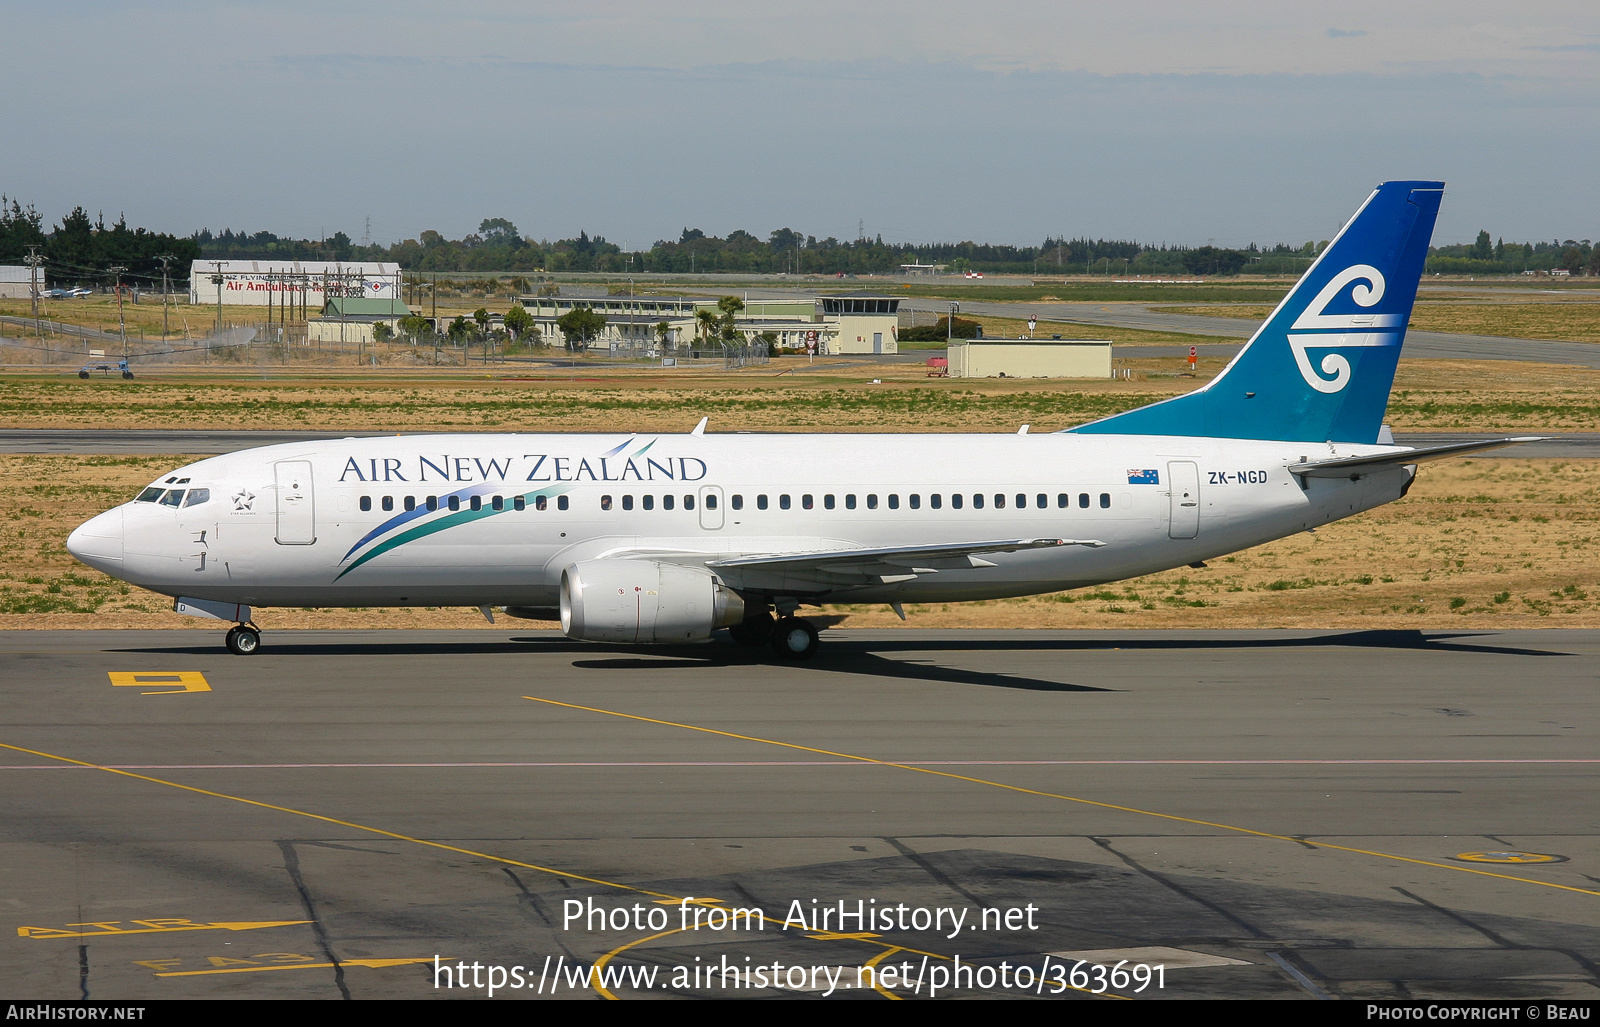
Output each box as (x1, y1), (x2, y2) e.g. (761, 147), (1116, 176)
(67, 507), (124, 575)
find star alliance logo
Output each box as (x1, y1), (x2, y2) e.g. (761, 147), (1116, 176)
(232, 489), (255, 511)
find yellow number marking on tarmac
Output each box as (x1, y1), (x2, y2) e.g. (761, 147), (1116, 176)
(107, 672), (210, 695)
(153, 956), (437, 977)
(521, 695), (1600, 900)
(19, 919), (310, 940)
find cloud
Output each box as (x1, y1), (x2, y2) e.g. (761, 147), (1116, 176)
(1328, 28), (1369, 38)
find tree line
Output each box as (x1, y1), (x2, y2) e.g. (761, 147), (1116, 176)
(0, 198), (200, 288)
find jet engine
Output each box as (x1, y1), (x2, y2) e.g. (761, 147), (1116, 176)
(560, 560), (746, 643)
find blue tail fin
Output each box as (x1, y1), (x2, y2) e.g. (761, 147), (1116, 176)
(1069, 180), (1443, 444)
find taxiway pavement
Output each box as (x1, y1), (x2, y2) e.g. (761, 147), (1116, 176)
(2, 628), (1596, 1001)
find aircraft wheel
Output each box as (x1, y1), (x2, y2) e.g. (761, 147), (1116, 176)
(769, 617), (819, 661)
(121, 371), (134, 379)
(78, 371), (89, 379)
(226, 625), (261, 656)
(728, 614), (775, 647)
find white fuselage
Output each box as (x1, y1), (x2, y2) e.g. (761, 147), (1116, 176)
(68, 432), (1414, 612)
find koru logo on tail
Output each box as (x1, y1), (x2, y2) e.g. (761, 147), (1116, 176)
(1287, 265), (1405, 394)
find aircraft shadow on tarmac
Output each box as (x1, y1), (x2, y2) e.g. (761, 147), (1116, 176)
(108, 629), (1568, 694)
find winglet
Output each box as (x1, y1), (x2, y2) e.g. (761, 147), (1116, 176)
(690, 417), (708, 436)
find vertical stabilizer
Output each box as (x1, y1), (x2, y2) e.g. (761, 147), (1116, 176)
(1069, 180), (1443, 443)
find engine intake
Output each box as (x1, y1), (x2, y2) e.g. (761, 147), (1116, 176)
(560, 560), (745, 643)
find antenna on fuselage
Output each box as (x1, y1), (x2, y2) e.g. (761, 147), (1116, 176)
(690, 417), (708, 436)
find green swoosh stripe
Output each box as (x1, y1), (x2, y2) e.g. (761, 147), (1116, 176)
(333, 486), (572, 581)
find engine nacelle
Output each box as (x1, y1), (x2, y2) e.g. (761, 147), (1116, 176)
(560, 560), (746, 643)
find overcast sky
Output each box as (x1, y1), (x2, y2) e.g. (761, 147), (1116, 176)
(1, 1), (1594, 248)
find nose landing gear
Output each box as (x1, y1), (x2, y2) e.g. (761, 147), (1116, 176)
(224, 623), (262, 656)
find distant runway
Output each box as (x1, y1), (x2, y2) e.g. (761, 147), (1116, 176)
(4, 429), (1597, 458)
(1, 628), (1595, 1001)
(902, 299), (1600, 369)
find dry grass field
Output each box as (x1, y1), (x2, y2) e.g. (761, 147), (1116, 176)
(0, 355), (1596, 433)
(1156, 302), (1600, 343)
(2, 454), (1595, 632)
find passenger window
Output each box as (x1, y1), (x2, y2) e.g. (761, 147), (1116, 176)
(779, 494), (791, 510)
(845, 494), (857, 510)
(1079, 493), (1090, 509)
(887, 494), (899, 510)
(1058, 493), (1069, 508)
(866, 494), (878, 510)
(491, 496), (503, 512)
(931, 494), (942, 509)
(427, 496), (438, 511)
(182, 488), (210, 508)
(973, 494), (984, 510)
(802, 494), (813, 510)
(705, 494), (717, 509)
(622, 495), (634, 511)
(663, 495), (675, 511)
(731, 494), (743, 511)
(1100, 493), (1111, 508)
(1018, 494), (1028, 509)
(470, 496), (482, 512)
(448, 496), (460, 512)
(160, 489), (185, 508)
(995, 494), (1006, 509)
(1036, 494), (1046, 509)
(405, 496), (416, 511)
(557, 496), (569, 511)
(909, 494), (920, 509)
(824, 494), (835, 510)
(535, 496), (548, 511)
(136, 487), (164, 503)
(514, 496), (525, 511)
(952, 494), (963, 509)
(757, 495), (769, 510)
(684, 494), (694, 510)
(359, 496), (372, 512)
(600, 495), (613, 511)
(382, 496), (395, 512)
(643, 495), (654, 510)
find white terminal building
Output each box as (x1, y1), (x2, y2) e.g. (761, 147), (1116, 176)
(515, 291), (901, 356)
(189, 260), (402, 307)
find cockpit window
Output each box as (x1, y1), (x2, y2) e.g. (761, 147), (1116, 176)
(182, 488), (210, 508)
(159, 489), (185, 508)
(136, 487), (164, 503)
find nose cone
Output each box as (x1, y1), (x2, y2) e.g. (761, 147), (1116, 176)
(67, 507), (124, 576)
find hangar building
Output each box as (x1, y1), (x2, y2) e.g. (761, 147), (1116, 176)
(189, 260), (402, 307)
(515, 291), (901, 356)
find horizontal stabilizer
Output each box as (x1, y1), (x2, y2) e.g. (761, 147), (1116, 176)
(1289, 437), (1547, 478)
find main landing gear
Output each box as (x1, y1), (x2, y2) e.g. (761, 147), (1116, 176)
(727, 612), (821, 660)
(224, 623), (262, 656)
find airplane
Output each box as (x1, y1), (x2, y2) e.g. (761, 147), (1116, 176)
(66, 180), (1540, 659)
(42, 287), (92, 299)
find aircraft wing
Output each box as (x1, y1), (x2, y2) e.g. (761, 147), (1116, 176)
(1289, 437), (1547, 478)
(705, 537), (1104, 590)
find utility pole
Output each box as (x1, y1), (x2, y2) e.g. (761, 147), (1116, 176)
(23, 246), (42, 321)
(211, 261), (226, 336)
(157, 254), (174, 339)
(109, 266), (130, 356)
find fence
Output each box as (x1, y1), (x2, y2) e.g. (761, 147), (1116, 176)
(0, 318), (769, 370)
